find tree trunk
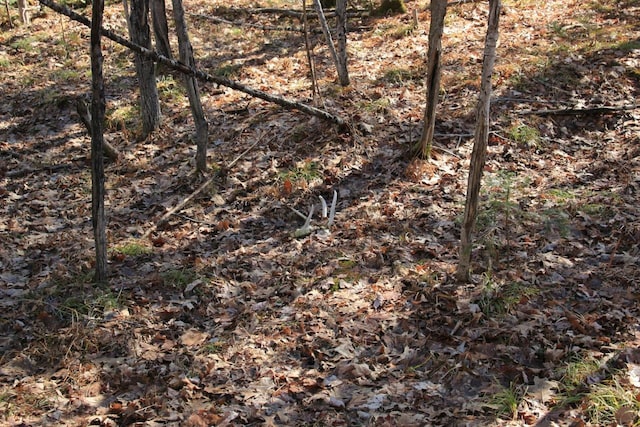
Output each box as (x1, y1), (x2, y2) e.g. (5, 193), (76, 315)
(457, 0), (501, 283)
(335, 0), (349, 86)
(312, 0), (349, 86)
(171, 0), (208, 172)
(18, 0), (30, 25)
(415, 0), (447, 158)
(90, 0), (107, 283)
(150, 0), (172, 60)
(127, 0), (161, 138)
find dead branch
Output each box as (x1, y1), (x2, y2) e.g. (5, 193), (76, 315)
(244, 7), (369, 19)
(76, 100), (120, 161)
(39, 0), (346, 126)
(141, 134), (268, 240)
(188, 12), (316, 33)
(516, 104), (638, 116)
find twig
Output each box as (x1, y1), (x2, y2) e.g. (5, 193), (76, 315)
(188, 12), (314, 33)
(516, 104), (638, 116)
(141, 133), (268, 239)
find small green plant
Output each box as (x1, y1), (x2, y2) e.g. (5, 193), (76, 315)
(358, 97), (391, 113)
(486, 382), (523, 420)
(106, 104), (138, 131)
(52, 68), (81, 82)
(203, 340), (226, 354)
(112, 241), (152, 257)
(53, 287), (123, 322)
(478, 275), (537, 317)
(279, 159), (321, 184)
(585, 380), (640, 425)
(562, 355), (601, 388)
(0, 56), (10, 69)
(10, 36), (38, 52)
(382, 67), (419, 84)
(162, 268), (198, 289)
(507, 123), (540, 148)
(542, 208), (571, 238)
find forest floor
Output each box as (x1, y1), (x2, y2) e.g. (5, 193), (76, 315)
(1, 0), (640, 425)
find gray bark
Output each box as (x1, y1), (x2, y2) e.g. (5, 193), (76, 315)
(171, 0), (208, 172)
(415, 0), (447, 158)
(127, 0), (161, 138)
(150, 0), (172, 60)
(457, 0), (501, 283)
(312, 0), (349, 86)
(335, 0), (349, 86)
(90, 0), (107, 283)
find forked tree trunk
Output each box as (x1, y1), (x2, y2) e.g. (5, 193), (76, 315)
(457, 0), (502, 283)
(415, 0), (447, 158)
(150, 0), (172, 60)
(312, 0), (349, 86)
(17, 0), (30, 25)
(172, 0), (208, 172)
(90, 0), (107, 283)
(127, 0), (161, 138)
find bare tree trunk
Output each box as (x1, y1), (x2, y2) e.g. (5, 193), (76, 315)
(150, 0), (172, 60)
(457, 0), (501, 283)
(335, 0), (349, 86)
(4, 0), (13, 28)
(171, 0), (208, 172)
(127, 0), (161, 139)
(302, 0), (320, 101)
(415, 0), (447, 158)
(312, 0), (349, 86)
(17, 0), (30, 25)
(90, 0), (107, 283)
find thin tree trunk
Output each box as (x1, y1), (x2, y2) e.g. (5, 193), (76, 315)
(150, 0), (172, 60)
(90, 0), (107, 283)
(171, 0), (208, 172)
(415, 0), (447, 158)
(335, 0), (349, 86)
(302, 0), (320, 101)
(312, 0), (349, 86)
(17, 0), (30, 25)
(127, 0), (161, 138)
(39, 0), (345, 125)
(5, 0), (13, 28)
(457, 0), (501, 283)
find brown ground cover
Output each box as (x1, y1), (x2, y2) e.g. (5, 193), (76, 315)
(1, 0), (639, 425)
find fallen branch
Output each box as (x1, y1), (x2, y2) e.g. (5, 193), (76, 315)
(39, 0), (346, 126)
(141, 133), (268, 240)
(188, 12), (317, 33)
(516, 104), (638, 116)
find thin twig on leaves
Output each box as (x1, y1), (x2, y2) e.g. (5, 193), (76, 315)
(516, 104), (638, 116)
(141, 133), (269, 240)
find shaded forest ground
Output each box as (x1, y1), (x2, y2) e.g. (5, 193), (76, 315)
(1, 0), (639, 425)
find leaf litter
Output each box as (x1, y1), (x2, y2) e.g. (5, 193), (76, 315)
(1, 0), (639, 425)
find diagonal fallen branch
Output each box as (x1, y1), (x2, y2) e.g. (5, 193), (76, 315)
(141, 134), (268, 240)
(39, 0), (346, 126)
